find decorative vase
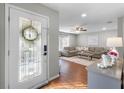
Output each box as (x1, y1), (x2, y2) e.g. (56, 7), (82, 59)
(102, 54), (108, 68)
(111, 56), (116, 65)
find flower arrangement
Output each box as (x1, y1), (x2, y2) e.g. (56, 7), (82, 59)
(97, 49), (119, 69)
(107, 49), (119, 64)
(107, 49), (119, 59)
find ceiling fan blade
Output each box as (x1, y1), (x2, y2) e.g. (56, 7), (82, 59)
(82, 29), (87, 31)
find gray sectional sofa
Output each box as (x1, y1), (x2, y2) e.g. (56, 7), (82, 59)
(61, 47), (78, 57)
(60, 46), (108, 59)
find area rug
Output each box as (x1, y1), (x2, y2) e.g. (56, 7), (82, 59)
(60, 56), (99, 67)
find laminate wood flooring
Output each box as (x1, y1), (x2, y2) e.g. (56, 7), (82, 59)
(42, 59), (87, 89)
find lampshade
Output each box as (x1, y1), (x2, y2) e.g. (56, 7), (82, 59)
(106, 37), (123, 47)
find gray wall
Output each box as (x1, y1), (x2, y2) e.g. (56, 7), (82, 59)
(77, 30), (117, 47)
(0, 4), (5, 89)
(0, 3), (59, 88)
(69, 35), (76, 47)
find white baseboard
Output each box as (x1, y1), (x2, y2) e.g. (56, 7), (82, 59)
(31, 74), (60, 89)
(49, 74), (60, 81)
(31, 80), (48, 89)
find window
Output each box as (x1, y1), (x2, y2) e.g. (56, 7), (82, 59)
(19, 17), (42, 82)
(59, 36), (69, 51)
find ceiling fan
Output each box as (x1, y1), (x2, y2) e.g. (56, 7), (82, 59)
(72, 25), (87, 32)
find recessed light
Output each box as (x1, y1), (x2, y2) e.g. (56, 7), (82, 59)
(102, 27), (107, 31)
(81, 13), (87, 17)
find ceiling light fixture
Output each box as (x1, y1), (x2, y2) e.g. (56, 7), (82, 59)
(102, 27), (107, 31)
(81, 13), (87, 17)
(72, 25), (87, 32)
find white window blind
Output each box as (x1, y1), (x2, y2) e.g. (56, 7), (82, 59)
(59, 36), (70, 51)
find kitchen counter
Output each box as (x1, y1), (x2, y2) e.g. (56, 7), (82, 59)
(88, 59), (123, 89)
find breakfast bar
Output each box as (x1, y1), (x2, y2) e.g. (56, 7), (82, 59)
(88, 59), (123, 89)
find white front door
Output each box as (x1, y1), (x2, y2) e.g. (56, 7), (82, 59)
(9, 7), (48, 89)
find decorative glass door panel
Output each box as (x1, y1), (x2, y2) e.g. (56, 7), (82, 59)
(19, 17), (42, 82)
(9, 8), (48, 89)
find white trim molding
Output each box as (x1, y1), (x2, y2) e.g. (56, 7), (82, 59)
(32, 74), (60, 89)
(31, 80), (48, 89)
(48, 74), (60, 82)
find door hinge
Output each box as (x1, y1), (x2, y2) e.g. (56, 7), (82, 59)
(8, 84), (10, 89)
(8, 16), (10, 22)
(8, 50), (10, 56)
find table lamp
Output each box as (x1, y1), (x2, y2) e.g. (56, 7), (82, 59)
(106, 37), (123, 64)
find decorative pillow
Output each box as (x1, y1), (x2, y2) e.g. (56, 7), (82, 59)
(89, 47), (95, 52)
(76, 47), (82, 51)
(76, 46), (88, 51)
(64, 47), (75, 51)
(84, 47), (88, 51)
(80, 50), (84, 54)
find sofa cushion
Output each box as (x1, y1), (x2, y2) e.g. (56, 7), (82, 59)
(64, 47), (75, 51)
(84, 47), (88, 51)
(76, 47), (83, 51)
(89, 47), (95, 52)
(68, 50), (77, 53)
(95, 47), (104, 52)
(93, 52), (102, 55)
(76, 46), (88, 51)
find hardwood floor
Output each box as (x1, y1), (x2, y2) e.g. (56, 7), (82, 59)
(42, 59), (87, 89)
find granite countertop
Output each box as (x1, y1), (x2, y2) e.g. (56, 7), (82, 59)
(88, 59), (123, 81)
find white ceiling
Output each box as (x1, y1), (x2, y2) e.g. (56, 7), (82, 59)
(43, 3), (124, 34)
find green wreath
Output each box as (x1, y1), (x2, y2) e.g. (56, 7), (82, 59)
(22, 25), (39, 41)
